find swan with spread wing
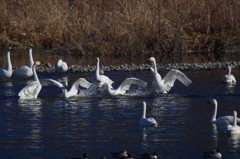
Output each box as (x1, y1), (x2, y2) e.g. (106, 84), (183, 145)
(148, 57), (192, 93)
(18, 61), (42, 99)
(97, 77), (147, 96)
(45, 78), (92, 98)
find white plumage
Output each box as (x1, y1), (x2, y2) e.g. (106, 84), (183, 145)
(148, 57), (192, 93)
(98, 77), (147, 96)
(208, 99), (240, 124)
(222, 65), (236, 84)
(0, 47), (12, 79)
(227, 110), (240, 135)
(90, 57), (114, 85)
(55, 59), (68, 73)
(45, 78), (92, 98)
(18, 61), (42, 99)
(13, 45), (34, 78)
(138, 101), (158, 126)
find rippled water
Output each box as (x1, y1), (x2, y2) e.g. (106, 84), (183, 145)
(0, 66), (240, 159)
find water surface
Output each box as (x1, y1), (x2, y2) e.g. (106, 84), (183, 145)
(0, 67), (240, 158)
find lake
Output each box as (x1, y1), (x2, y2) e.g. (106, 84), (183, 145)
(0, 49), (240, 159)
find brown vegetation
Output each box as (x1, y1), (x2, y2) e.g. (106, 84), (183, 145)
(1, 0), (240, 55)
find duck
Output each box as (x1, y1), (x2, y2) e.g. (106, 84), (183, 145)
(45, 78), (92, 98)
(0, 47), (12, 79)
(54, 59), (68, 73)
(138, 101), (158, 126)
(138, 151), (158, 159)
(148, 57), (192, 93)
(111, 150), (128, 159)
(201, 148), (222, 159)
(207, 99), (240, 124)
(227, 110), (240, 135)
(222, 64), (236, 84)
(18, 61), (42, 99)
(13, 45), (34, 78)
(90, 57), (114, 85)
(97, 77), (147, 96)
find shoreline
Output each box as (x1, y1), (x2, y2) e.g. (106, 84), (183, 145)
(34, 61), (240, 73)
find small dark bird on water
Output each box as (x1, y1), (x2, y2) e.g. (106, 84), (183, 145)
(111, 150), (128, 159)
(137, 151), (158, 159)
(201, 148), (222, 158)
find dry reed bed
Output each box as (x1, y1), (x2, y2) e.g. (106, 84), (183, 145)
(1, 0), (240, 55)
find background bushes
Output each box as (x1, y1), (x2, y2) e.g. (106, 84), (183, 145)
(1, 0), (240, 55)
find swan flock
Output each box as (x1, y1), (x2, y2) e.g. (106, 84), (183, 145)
(2, 50), (195, 99)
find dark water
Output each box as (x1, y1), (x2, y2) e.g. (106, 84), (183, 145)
(0, 67), (240, 159)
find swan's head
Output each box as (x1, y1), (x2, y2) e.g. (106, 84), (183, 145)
(96, 57), (99, 61)
(6, 47), (12, 52)
(34, 61), (43, 66)
(100, 69), (104, 75)
(207, 99), (217, 105)
(97, 82), (107, 89)
(148, 57), (155, 63)
(28, 44), (33, 49)
(234, 110), (237, 116)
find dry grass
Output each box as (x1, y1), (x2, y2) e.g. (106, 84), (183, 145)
(1, 0), (240, 55)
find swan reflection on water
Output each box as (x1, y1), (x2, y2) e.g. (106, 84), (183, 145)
(228, 133), (240, 149)
(18, 99), (43, 148)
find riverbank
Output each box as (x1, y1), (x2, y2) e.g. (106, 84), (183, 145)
(35, 60), (240, 73)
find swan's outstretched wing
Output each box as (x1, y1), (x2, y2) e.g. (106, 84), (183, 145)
(18, 81), (41, 99)
(163, 69), (192, 91)
(117, 77), (147, 93)
(68, 78), (92, 94)
(44, 79), (65, 92)
(98, 74), (114, 85)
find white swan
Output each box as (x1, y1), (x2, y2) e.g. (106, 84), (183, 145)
(0, 47), (12, 79)
(90, 57), (114, 85)
(148, 57), (192, 93)
(97, 77), (147, 96)
(227, 110), (240, 135)
(54, 59), (68, 73)
(45, 78), (92, 98)
(18, 61), (42, 99)
(138, 101), (158, 126)
(222, 64), (236, 84)
(208, 99), (240, 124)
(13, 45), (34, 78)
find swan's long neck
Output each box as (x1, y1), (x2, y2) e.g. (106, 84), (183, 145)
(32, 64), (39, 82)
(96, 59), (100, 79)
(228, 66), (231, 76)
(233, 111), (237, 126)
(142, 102), (146, 119)
(105, 83), (113, 95)
(63, 89), (69, 98)
(211, 100), (217, 122)
(6, 49), (12, 71)
(28, 47), (34, 68)
(152, 59), (161, 79)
